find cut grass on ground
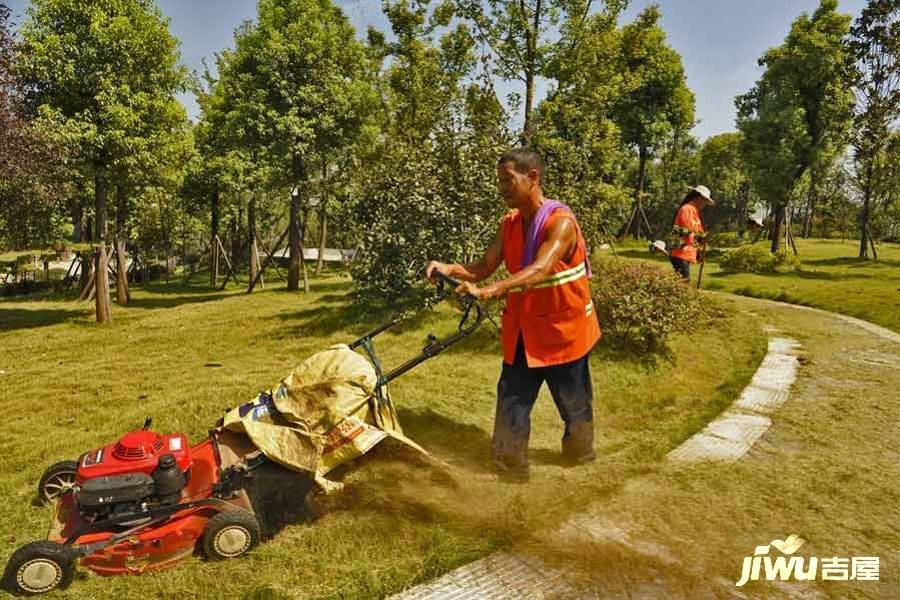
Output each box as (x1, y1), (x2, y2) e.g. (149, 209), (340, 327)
(0, 275), (764, 599)
(605, 237), (900, 333)
(518, 295), (900, 599)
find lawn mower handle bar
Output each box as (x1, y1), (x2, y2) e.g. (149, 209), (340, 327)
(348, 270), (476, 351)
(348, 270), (485, 388)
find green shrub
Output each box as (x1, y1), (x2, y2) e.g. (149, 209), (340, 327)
(719, 245), (801, 273)
(592, 259), (707, 352)
(705, 231), (747, 249)
(720, 245), (776, 273)
(773, 249), (802, 271)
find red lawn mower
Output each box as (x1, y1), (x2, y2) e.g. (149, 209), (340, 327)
(3, 419), (287, 596)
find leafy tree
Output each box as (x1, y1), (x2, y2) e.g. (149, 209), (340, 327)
(848, 0), (900, 258)
(374, 0), (473, 140)
(18, 0), (187, 321)
(696, 132), (753, 234)
(351, 2), (510, 302)
(218, 0), (376, 292)
(814, 156), (856, 239)
(532, 3), (631, 246)
(0, 2), (70, 251)
(614, 5), (695, 239)
(189, 53), (257, 288)
(642, 128), (699, 234)
(456, 0), (602, 143)
(866, 130), (900, 242)
(736, 0), (854, 252)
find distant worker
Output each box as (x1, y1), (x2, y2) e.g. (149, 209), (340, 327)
(425, 148), (600, 483)
(668, 185), (714, 280)
(747, 216), (766, 243)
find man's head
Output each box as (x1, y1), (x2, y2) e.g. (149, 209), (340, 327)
(497, 148), (544, 209)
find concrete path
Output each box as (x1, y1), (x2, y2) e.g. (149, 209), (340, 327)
(667, 337), (800, 463)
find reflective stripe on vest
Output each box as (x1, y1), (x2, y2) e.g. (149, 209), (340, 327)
(508, 261), (587, 294)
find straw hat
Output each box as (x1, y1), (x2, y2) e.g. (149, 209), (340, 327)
(689, 185), (715, 205)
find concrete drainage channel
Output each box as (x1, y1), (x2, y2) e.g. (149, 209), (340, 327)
(667, 337), (800, 463)
(390, 335), (802, 600)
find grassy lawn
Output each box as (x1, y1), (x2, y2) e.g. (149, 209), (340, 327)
(0, 273), (765, 599)
(521, 295), (900, 599)
(605, 237), (900, 333)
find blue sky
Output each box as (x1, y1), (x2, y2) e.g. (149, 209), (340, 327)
(6, 0), (868, 141)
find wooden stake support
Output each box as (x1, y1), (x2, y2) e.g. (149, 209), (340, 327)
(255, 232), (286, 281)
(866, 225), (878, 260)
(216, 235), (238, 290)
(247, 226), (290, 294)
(183, 240), (212, 284)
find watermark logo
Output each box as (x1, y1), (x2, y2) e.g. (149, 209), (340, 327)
(736, 534), (880, 587)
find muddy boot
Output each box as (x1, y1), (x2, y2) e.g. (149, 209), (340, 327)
(491, 440), (530, 483)
(561, 421), (596, 466)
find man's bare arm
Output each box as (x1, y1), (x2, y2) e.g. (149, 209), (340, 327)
(456, 217), (577, 299)
(426, 229), (503, 283)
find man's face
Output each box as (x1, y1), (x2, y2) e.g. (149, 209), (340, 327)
(497, 161), (536, 209)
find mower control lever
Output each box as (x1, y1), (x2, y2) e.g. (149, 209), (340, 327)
(431, 271), (478, 303)
(431, 270), (461, 289)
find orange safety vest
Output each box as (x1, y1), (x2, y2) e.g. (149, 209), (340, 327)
(500, 207), (601, 367)
(669, 203), (704, 264)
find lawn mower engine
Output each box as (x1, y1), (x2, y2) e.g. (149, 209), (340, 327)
(3, 423), (267, 596)
(74, 429), (191, 523)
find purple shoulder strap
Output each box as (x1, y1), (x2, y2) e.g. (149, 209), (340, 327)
(521, 199), (592, 278)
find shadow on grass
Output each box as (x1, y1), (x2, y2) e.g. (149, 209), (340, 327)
(272, 292), (452, 339)
(0, 307), (88, 333)
(127, 276), (351, 310)
(724, 285), (814, 307)
(123, 281), (237, 310)
(709, 269), (872, 282)
(803, 255), (900, 269)
(244, 461), (316, 539)
(592, 341), (675, 369)
(399, 408), (494, 475)
(273, 303), (395, 339)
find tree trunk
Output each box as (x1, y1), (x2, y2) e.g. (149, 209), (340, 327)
(315, 206), (327, 275)
(248, 195), (259, 285)
(73, 202), (91, 289)
(316, 158), (328, 275)
(520, 0), (541, 144)
(72, 202), (85, 243)
(301, 206), (310, 293)
(802, 171), (816, 238)
(181, 211), (187, 268)
(94, 169), (111, 323)
(231, 213), (241, 277)
(770, 203), (785, 253)
(114, 183), (129, 305)
(633, 147), (648, 240)
(288, 188), (301, 291)
(523, 68), (535, 144)
(210, 188), (220, 287)
(736, 182), (750, 238)
(162, 202), (171, 285)
(859, 167), (872, 259)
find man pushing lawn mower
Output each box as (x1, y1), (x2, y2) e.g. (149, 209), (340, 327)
(426, 148), (601, 483)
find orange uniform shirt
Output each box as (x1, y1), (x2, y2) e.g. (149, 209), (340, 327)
(669, 203), (704, 264)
